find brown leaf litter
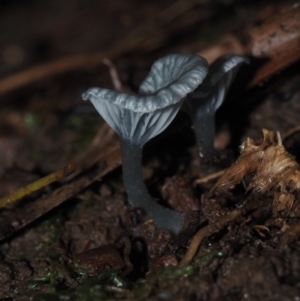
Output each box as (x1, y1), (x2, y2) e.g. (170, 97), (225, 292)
(212, 128), (300, 214)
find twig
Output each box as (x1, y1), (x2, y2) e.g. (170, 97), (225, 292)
(179, 209), (241, 266)
(179, 198), (273, 266)
(0, 161), (75, 209)
(0, 138), (121, 241)
(282, 125), (300, 141)
(0, 52), (114, 95)
(103, 58), (124, 92)
(195, 170), (225, 184)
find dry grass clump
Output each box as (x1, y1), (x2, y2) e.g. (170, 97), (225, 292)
(212, 129), (300, 213)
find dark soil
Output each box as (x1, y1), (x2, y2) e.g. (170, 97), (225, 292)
(0, 0), (300, 300)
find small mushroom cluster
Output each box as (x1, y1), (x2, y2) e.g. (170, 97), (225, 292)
(83, 53), (248, 234)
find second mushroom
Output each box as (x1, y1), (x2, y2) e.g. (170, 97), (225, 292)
(183, 54), (249, 161)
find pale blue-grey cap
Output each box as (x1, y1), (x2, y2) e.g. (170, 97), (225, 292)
(186, 54), (249, 112)
(208, 54), (250, 87)
(82, 54), (208, 144)
(83, 54), (208, 113)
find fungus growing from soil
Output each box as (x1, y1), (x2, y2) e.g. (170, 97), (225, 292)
(82, 54), (208, 233)
(183, 54), (249, 159)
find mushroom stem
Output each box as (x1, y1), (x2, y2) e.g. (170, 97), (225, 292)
(191, 110), (215, 158)
(119, 139), (184, 234)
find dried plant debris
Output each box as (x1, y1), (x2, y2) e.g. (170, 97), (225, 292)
(212, 129), (300, 214)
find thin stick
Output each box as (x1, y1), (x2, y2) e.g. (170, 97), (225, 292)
(103, 58), (123, 92)
(195, 170), (225, 184)
(282, 125), (300, 141)
(0, 52), (113, 95)
(276, 131), (282, 146)
(0, 161), (75, 209)
(0, 144), (121, 241)
(179, 198), (272, 266)
(179, 209), (241, 266)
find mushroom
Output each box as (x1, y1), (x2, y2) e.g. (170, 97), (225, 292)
(183, 54), (249, 159)
(82, 54), (208, 234)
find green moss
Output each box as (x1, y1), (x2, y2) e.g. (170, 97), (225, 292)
(18, 268), (65, 299)
(97, 270), (129, 288)
(33, 269), (64, 292)
(193, 250), (220, 266)
(147, 265), (194, 284)
(24, 112), (41, 133)
(23, 263), (198, 301)
(34, 212), (65, 251)
(75, 280), (106, 301)
(73, 270), (130, 301)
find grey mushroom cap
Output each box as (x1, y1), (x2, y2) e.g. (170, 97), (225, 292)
(186, 54), (249, 112)
(82, 54), (209, 145)
(138, 54), (208, 97)
(208, 54), (250, 87)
